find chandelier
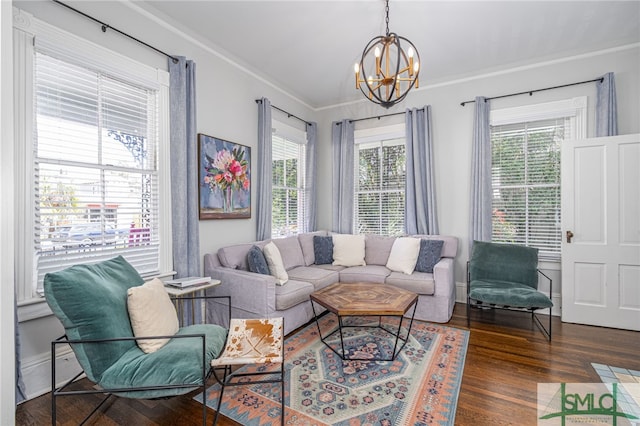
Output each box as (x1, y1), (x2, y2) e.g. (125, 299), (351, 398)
(354, 0), (420, 108)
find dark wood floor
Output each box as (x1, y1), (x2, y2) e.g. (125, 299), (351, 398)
(16, 303), (640, 425)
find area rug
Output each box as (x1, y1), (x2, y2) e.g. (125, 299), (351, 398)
(195, 314), (469, 425)
(592, 363), (640, 420)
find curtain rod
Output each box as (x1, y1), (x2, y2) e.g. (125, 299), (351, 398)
(459, 78), (604, 106)
(342, 107), (425, 125)
(52, 0), (179, 64)
(255, 99), (312, 126)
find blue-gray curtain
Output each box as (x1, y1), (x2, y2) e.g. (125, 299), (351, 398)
(596, 72), (618, 137)
(469, 96), (492, 253)
(169, 57), (200, 324)
(256, 97), (272, 241)
(331, 120), (355, 234)
(305, 121), (318, 232)
(405, 106), (438, 235)
(15, 294), (26, 404)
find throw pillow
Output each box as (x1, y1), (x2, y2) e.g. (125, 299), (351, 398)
(263, 241), (289, 285)
(332, 234), (366, 267)
(415, 239), (444, 273)
(386, 237), (421, 274)
(247, 245), (270, 275)
(313, 235), (333, 265)
(127, 278), (179, 354)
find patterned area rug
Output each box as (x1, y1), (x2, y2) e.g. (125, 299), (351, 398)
(195, 314), (469, 425)
(592, 363), (640, 420)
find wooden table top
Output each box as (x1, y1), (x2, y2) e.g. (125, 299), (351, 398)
(310, 282), (418, 316)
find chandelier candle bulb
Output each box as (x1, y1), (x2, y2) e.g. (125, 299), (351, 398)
(375, 46), (382, 75)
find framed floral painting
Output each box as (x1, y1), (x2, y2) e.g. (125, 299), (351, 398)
(198, 134), (251, 219)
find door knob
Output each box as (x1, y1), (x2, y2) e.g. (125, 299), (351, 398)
(566, 230), (574, 243)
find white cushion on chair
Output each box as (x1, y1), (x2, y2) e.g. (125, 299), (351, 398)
(386, 237), (421, 274)
(332, 234), (366, 267)
(263, 242), (289, 285)
(127, 278), (179, 353)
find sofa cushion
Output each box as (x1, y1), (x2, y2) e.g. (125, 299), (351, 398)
(386, 271), (435, 295)
(127, 278), (179, 354)
(272, 236), (306, 271)
(386, 237), (421, 274)
(218, 241), (267, 270)
(263, 242), (289, 285)
(364, 234), (396, 266)
(99, 323), (227, 398)
(287, 266), (339, 291)
(313, 235), (334, 265)
(339, 265), (390, 284)
(247, 245), (270, 275)
(415, 239), (444, 273)
(43, 255), (143, 383)
(332, 234), (366, 267)
(298, 231), (327, 266)
(310, 264), (346, 272)
(274, 279), (314, 310)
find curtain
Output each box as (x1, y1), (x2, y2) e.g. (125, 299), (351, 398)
(256, 97), (272, 241)
(305, 121), (318, 232)
(469, 96), (492, 253)
(15, 295), (26, 404)
(169, 57), (200, 324)
(405, 106), (438, 235)
(331, 120), (355, 234)
(596, 72), (618, 137)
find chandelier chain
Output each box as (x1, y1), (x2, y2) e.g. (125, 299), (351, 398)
(385, 0), (390, 36)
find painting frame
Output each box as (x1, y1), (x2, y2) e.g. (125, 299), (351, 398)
(198, 133), (251, 219)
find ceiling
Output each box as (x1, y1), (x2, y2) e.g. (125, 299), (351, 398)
(141, 1), (640, 110)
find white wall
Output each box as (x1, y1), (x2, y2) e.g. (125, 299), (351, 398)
(9, 0), (640, 404)
(1, 0), (16, 422)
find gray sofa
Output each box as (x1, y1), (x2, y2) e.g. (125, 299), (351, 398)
(204, 231), (458, 335)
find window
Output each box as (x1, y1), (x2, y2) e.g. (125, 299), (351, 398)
(271, 121), (307, 238)
(354, 125), (405, 236)
(490, 97), (586, 260)
(14, 12), (171, 307)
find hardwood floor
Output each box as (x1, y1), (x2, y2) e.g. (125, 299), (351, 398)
(16, 303), (640, 425)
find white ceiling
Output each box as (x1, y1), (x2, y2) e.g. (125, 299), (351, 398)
(141, 1), (640, 110)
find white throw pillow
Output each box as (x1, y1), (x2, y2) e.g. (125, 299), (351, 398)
(332, 234), (366, 267)
(127, 278), (179, 354)
(263, 241), (289, 285)
(386, 237), (421, 275)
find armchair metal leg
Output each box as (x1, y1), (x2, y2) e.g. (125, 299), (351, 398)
(532, 309), (552, 341)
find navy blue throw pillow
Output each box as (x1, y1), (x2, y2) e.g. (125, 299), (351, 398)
(313, 236), (333, 265)
(247, 245), (270, 275)
(415, 239), (444, 273)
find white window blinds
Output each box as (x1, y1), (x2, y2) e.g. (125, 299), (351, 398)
(34, 52), (161, 291)
(271, 133), (307, 237)
(491, 118), (565, 259)
(354, 137), (405, 236)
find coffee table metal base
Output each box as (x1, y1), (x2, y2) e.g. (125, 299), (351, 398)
(311, 301), (417, 362)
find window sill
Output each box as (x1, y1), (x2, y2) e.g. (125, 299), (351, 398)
(17, 297), (53, 322)
(538, 259), (561, 271)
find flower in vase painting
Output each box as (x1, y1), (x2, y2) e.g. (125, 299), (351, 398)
(204, 147), (250, 194)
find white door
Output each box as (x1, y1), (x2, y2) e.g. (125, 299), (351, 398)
(561, 134), (640, 330)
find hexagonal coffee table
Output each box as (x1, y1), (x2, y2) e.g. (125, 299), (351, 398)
(310, 282), (418, 361)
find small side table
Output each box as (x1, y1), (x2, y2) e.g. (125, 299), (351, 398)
(165, 279), (221, 325)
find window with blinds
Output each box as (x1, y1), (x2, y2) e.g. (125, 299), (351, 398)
(271, 133), (307, 237)
(34, 52), (161, 292)
(354, 137), (405, 236)
(491, 118), (565, 259)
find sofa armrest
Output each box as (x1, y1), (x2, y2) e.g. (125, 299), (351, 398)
(433, 257), (455, 297)
(204, 263), (278, 317)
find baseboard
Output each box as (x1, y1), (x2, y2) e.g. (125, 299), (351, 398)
(21, 346), (82, 401)
(455, 281), (561, 317)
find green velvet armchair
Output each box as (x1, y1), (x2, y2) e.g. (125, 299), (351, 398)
(467, 241), (553, 340)
(43, 256), (229, 425)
